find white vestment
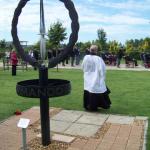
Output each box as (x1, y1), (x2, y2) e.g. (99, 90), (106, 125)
(82, 55), (107, 93)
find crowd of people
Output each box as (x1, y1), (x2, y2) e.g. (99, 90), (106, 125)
(47, 46), (81, 67)
(2, 46), (150, 78)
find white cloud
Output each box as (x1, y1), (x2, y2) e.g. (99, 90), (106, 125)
(77, 4), (149, 25)
(90, 0), (150, 11)
(0, 0), (150, 44)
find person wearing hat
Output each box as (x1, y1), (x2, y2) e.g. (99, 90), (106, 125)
(81, 45), (111, 111)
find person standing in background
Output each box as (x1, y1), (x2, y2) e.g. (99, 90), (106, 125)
(116, 47), (124, 68)
(5, 50), (10, 64)
(10, 49), (18, 76)
(33, 49), (39, 70)
(70, 47), (75, 67)
(74, 47), (80, 65)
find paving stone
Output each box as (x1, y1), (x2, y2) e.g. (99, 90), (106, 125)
(114, 137), (128, 145)
(106, 124), (120, 136)
(31, 106), (40, 109)
(64, 123), (100, 137)
(76, 114), (108, 125)
(51, 110), (82, 122)
(135, 116), (148, 121)
(102, 134), (116, 143)
(50, 120), (72, 133)
(67, 148), (80, 150)
(106, 115), (135, 124)
(70, 138), (87, 149)
(120, 124), (132, 131)
(117, 128), (131, 137)
(130, 126), (143, 137)
(127, 138), (142, 145)
(126, 143), (141, 150)
(52, 134), (75, 143)
(82, 138), (102, 150)
(111, 143), (126, 150)
(96, 141), (113, 150)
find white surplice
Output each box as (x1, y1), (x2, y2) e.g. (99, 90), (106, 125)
(82, 55), (107, 93)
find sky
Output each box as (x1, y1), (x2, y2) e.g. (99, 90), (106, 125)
(0, 0), (150, 45)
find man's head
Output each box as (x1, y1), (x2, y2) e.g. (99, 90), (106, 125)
(90, 45), (98, 54)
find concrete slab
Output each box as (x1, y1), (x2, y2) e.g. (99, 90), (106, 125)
(135, 116), (149, 121)
(76, 114), (109, 125)
(36, 133), (75, 143)
(51, 110), (82, 123)
(50, 120), (72, 133)
(106, 115), (135, 124)
(64, 123), (100, 137)
(52, 134), (75, 143)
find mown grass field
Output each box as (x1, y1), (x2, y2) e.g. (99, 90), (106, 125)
(0, 68), (150, 148)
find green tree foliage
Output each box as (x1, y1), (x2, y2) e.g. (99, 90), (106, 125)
(96, 28), (107, 51)
(33, 41), (40, 50)
(76, 41), (91, 52)
(125, 40), (135, 54)
(108, 40), (119, 54)
(47, 21), (67, 49)
(142, 37), (150, 52)
(0, 39), (6, 49)
(125, 39), (143, 59)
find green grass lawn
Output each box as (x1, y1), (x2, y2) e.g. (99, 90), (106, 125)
(0, 68), (150, 149)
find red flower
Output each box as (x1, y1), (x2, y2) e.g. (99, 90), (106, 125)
(14, 110), (22, 115)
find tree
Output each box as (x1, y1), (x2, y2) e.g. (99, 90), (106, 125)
(142, 37), (150, 52)
(96, 28), (107, 51)
(47, 21), (67, 49)
(108, 40), (119, 54)
(76, 41), (91, 52)
(125, 40), (135, 54)
(0, 39), (6, 49)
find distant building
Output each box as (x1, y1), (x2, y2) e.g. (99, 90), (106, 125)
(6, 41), (28, 48)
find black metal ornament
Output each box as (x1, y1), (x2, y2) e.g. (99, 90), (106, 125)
(11, 0), (79, 147)
(11, 0), (79, 68)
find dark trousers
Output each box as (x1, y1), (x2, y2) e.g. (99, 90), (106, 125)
(12, 65), (16, 76)
(75, 56), (80, 65)
(117, 58), (121, 67)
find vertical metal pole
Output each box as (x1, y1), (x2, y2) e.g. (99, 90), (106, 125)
(39, 66), (50, 146)
(22, 128), (27, 150)
(40, 0), (46, 64)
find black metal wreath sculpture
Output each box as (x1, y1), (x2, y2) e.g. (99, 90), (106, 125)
(11, 0), (79, 68)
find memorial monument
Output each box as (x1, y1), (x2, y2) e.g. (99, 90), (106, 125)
(11, 0), (79, 146)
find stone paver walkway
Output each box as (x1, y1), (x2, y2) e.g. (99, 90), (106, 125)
(0, 107), (148, 150)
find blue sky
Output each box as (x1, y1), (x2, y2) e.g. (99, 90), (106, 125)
(0, 0), (150, 45)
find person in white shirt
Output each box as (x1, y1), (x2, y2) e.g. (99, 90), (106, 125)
(82, 45), (111, 111)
